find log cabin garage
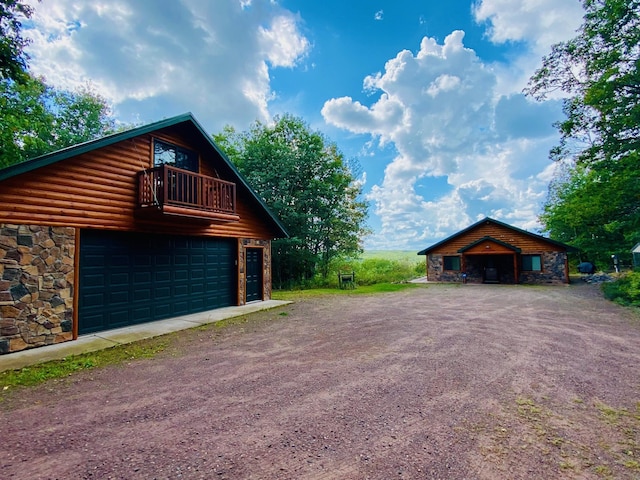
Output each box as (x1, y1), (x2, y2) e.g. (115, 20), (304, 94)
(0, 113), (287, 354)
(417, 217), (577, 285)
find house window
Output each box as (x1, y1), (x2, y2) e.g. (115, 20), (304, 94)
(443, 256), (461, 271)
(522, 254), (542, 271)
(154, 139), (199, 172)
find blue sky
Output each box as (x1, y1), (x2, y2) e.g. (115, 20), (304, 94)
(23, 0), (584, 250)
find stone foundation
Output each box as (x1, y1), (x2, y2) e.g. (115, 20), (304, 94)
(427, 255), (464, 283)
(427, 252), (568, 284)
(520, 252), (568, 285)
(0, 224), (75, 354)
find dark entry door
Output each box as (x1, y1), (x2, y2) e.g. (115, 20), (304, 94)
(78, 230), (236, 334)
(484, 258), (499, 283)
(245, 248), (263, 302)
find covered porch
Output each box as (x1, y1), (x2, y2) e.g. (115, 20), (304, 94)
(459, 236), (520, 284)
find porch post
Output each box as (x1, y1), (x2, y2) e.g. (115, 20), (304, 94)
(461, 254), (467, 282)
(513, 254), (519, 284)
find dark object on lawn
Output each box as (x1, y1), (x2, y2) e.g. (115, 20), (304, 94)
(578, 262), (596, 274)
(338, 271), (356, 289)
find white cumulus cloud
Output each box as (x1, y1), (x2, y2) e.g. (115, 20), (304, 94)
(22, 0), (310, 131)
(473, 0), (583, 52)
(323, 29), (563, 249)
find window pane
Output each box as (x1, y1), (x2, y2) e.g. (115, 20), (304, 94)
(154, 141), (175, 166)
(154, 140), (198, 172)
(531, 255), (541, 271)
(444, 256), (460, 271)
(523, 255), (541, 271)
(176, 149), (198, 171)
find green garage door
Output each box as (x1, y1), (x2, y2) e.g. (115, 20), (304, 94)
(79, 230), (236, 335)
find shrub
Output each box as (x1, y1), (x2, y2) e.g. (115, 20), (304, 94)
(310, 257), (423, 288)
(601, 271), (640, 306)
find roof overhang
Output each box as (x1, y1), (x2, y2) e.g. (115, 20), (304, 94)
(417, 217), (579, 255)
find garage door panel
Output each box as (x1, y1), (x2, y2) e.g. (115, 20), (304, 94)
(109, 290), (130, 304)
(175, 270), (189, 282)
(133, 288), (152, 302)
(132, 306), (152, 321)
(155, 270), (171, 283)
(134, 271), (152, 283)
(110, 272), (130, 286)
(173, 301), (189, 315)
(111, 255), (130, 267)
(134, 254), (152, 267)
(154, 304), (171, 317)
(155, 286), (171, 298)
(190, 299), (205, 311)
(174, 284), (189, 296)
(83, 254), (105, 267)
(190, 268), (204, 280)
(108, 313), (129, 329)
(82, 274), (104, 287)
(79, 230), (236, 335)
(83, 293), (105, 308)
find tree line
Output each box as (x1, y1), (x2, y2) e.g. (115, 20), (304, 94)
(526, 0), (640, 268)
(3, 0), (638, 280)
(0, 0), (368, 288)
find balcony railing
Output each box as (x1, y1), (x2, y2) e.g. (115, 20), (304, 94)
(137, 165), (239, 222)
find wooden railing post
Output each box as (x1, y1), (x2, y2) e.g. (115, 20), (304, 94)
(163, 164), (169, 205)
(138, 165), (236, 216)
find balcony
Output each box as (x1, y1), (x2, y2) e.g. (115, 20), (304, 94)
(136, 165), (239, 222)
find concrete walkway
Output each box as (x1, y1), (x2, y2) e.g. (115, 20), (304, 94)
(0, 300), (291, 373)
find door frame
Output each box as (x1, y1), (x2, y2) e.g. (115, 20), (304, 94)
(245, 247), (264, 303)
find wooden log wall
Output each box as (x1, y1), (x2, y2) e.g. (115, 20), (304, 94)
(428, 221), (564, 254)
(0, 128), (279, 241)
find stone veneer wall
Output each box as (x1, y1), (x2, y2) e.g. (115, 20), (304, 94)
(0, 224), (75, 354)
(520, 252), (568, 285)
(428, 252), (568, 284)
(427, 254), (464, 283)
(237, 239), (271, 305)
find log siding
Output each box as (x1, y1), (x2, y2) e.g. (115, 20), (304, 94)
(0, 131), (276, 240)
(0, 115), (287, 354)
(418, 218), (576, 285)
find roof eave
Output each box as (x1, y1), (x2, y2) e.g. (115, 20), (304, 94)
(417, 217), (579, 255)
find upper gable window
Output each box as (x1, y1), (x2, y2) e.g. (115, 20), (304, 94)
(154, 139), (199, 172)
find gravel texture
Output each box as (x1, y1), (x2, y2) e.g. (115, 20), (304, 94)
(2, 282), (640, 479)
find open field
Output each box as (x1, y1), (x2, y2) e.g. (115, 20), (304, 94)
(361, 250), (422, 264)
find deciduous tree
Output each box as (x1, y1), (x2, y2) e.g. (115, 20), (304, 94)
(0, 74), (116, 168)
(215, 115), (369, 287)
(527, 0), (640, 264)
(0, 0), (34, 82)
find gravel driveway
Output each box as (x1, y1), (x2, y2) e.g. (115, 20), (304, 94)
(2, 282), (640, 479)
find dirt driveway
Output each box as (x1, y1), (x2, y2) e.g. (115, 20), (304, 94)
(2, 283), (640, 479)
